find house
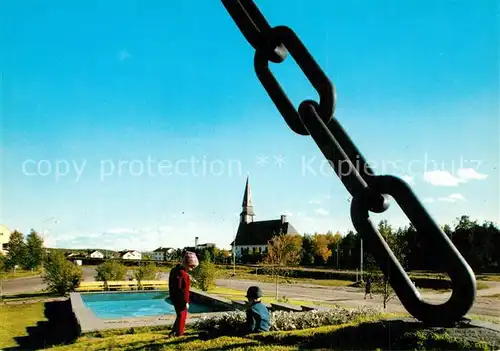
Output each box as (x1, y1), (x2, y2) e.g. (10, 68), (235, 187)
(196, 243), (216, 250)
(119, 250), (142, 260)
(89, 250), (104, 259)
(0, 224), (11, 255)
(152, 247), (175, 261)
(230, 177), (299, 258)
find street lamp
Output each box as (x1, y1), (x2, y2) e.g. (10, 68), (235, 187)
(360, 238), (364, 281)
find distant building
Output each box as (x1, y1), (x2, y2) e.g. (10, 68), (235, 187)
(197, 243), (216, 250)
(152, 247), (175, 261)
(0, 224), (10, 255)
(230, 177), (299, 258)
(89, 250), (104, 259)
(119, 250), (142, 260)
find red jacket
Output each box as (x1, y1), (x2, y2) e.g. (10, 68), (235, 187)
(168, 264), (190, 308)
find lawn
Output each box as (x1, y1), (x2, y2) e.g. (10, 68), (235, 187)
(43, 315), (498, 351)
(477, 275), (500, 282)
(1, 268), (42, 280)
(1, 297), (499, 350)
(218, 269), (353, 288)
(0, 302), (47, 348)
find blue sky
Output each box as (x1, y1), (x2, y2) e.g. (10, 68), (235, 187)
(1, 0), (498, 251)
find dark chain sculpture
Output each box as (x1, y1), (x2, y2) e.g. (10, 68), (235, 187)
(221, 0), (476, 326)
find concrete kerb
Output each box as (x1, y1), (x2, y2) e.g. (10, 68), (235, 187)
(271, 302), (303, 312)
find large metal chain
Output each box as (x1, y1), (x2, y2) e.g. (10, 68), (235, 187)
(221, 0), (476, 326)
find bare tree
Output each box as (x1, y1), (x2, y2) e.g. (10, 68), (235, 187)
(372, 273), (397, 310)
(263, 232), (302, 299)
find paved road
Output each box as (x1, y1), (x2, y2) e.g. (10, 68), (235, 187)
(1, 266), (97, 295)
(2, 267), (499, 318)
(216, 278), (500, 318)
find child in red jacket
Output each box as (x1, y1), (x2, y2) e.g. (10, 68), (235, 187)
(168, 251), (199, 337)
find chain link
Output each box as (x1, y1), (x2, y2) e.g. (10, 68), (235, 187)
(221, 0), (476, 326)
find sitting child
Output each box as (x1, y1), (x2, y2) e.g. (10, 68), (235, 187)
(241, 286), (270, 335)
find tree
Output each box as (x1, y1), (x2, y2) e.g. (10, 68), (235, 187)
(0, 254), (5, 298)
(371, 273), (396, 310)
(191, 257), (218, 291)
(42, 251), (83, 295)
(219, 249), (231, 264)
(340, 230), (358, 269)
(5, 231), (27, 270)
(327, 231), (343, 267)
(442, 224), (452, 239)
(95, 261), (127, 290)
(142, 254), (153, 260)
(134, 263), (157, 290)
(263, 232), (302, 299)
(313, 234), (332, 265)
(301, 234), (315, 266)
(26, 229), (45, 271)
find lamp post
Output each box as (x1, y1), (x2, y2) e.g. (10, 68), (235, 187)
(360, 238), (364, 281)
(336, 240), (339, 269)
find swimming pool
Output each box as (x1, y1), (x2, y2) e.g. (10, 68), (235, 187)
(81, 291), (213, 319)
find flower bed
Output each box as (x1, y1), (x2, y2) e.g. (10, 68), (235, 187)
(193, 306), (381, 335)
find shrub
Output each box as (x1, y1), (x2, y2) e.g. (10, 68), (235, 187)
(193, 306), (382, 336)
(42, 251), (83, 295)
(191, 259), (218, 291)
(134, 263), (157, 290)
(95, 261), (127, 290)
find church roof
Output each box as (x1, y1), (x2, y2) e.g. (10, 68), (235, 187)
(231, 219), (299, 246)
(242, 176), (253, 207)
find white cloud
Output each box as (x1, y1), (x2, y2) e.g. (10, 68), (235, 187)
(401, 175), (415, 185)
(438, 193), (466, 203)
(448, 193), (465, 200)
(308, 199), (321, 205)
(423, 168), (488, 187)
(457, 168), (488, 181)
(315, 208), (329, 216)
(422, 197), (435, 203)
(423, 170), (463, 186)
(106, 228), (136, 234)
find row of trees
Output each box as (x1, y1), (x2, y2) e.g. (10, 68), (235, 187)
(169, 247), (232, 264)
(238, 216), (499, 273)
(94, 260), (158, 290)
(2, 230), (45, 271)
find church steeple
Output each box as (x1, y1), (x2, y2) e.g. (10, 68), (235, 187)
(240, 176), (255, 223)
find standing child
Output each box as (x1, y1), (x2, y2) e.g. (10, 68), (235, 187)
(364, 277), (373, 299)
(240, 286), (270, 335)
(168, 251), (199, 337)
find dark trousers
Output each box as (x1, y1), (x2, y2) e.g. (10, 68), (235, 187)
(172, 305), (188, 336)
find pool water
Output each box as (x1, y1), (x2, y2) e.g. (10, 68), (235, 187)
(81, 292), (213, 319)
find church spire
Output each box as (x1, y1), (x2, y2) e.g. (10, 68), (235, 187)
(240, 176), (255, 223)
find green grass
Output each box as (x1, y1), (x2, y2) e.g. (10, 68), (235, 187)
(1, 299), (497, 351)
(43, 314), (497, 351)
(0, 291), (58, 302)
(468, 314), (500, 324)
(1, 268), (42, 280)
(219, 270), (353, 287)
(0, 302), (47, 348)
(477, 275), (500, 282)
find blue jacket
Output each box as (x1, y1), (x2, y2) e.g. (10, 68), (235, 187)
(245, 301), (270, 333)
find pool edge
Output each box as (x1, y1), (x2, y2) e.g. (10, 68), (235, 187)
(70, 289), (236, 335)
